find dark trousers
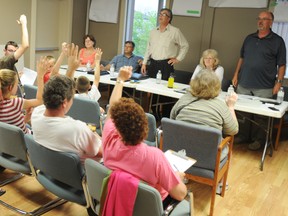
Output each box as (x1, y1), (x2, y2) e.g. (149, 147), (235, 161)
(147, 59), (174, 80)
(147, 59), (175, 119)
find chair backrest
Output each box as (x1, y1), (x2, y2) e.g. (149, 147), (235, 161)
(85, 159), (164, 216)
(0, 122), (28, 162)
(174, 70), (192, 84)
(23, 84), (38, 99)
(161, 118), (222, 173)
(67, 96), (102, 134)
(144, 113), (157, 147)
(25, 134), (85, 191)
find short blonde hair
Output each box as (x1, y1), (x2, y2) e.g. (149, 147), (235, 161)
(0, 69), (17, 100)
(190, 69), (221, 99)
(76, 76), (90, 93)
(199, 49), (220, 70)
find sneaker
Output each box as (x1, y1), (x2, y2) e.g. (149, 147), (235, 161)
(216, 182), (229, 195)
(248, 141), (261, 151)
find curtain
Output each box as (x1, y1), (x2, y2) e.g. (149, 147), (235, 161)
(272, 22), (288, 76)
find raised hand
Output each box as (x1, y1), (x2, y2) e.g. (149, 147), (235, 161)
(94, 48), (103, 62)
(118, 66), (132, 81)
(17, 14), (27, 26)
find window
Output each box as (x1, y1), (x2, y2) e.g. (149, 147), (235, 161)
(272, 22), (288, 77)
(125, 0), (166, 57)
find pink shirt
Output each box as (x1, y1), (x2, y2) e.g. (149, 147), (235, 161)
(79, 48), (96, 66)
(102, 119), (181, 200)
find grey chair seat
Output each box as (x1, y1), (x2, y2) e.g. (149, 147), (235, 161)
(25, 134), (91, 211)
(85, 158), (193, 216)
(160, 118), (233, 216)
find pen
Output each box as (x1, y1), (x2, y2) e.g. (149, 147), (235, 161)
(173, 164), (179, 171)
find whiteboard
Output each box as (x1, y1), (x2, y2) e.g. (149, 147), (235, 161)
(89, 0), (120, 23)
(172, 0), (203, 17)
(209, 0), (268, 8)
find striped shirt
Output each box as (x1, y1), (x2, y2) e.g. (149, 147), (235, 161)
(170, 93), (238, 136)
(0, 97), (30, 134)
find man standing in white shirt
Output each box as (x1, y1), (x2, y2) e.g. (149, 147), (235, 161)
(141, 8), (189, 80)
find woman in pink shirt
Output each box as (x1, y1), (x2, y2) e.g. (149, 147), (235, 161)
(79, 34), (97, 68)
(102, 66), (187, 209)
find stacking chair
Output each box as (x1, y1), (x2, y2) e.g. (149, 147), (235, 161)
(0, 122), (64, 215)
(85, 158), (193, 216)
(23, 84), (38, 99)
(159, 118), (233, 216)
(67, 96), (102, 135)
(24, 134), (95, 215)
(144, 113), (158, 147)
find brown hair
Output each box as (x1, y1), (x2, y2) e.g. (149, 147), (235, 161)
(110, 97), (148, 145)
(76, 76), (90, 93)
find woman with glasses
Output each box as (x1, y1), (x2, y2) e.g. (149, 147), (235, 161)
(191, 49), (224, 82)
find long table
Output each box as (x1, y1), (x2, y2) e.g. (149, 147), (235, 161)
(59, 68), (288, 170)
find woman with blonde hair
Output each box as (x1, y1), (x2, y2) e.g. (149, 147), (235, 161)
(0, 58), (46, 133)
(191, 49), (224, 82)
(172, 69), (238, 142)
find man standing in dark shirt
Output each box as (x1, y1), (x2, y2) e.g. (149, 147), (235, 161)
(232, 11), (286, 150)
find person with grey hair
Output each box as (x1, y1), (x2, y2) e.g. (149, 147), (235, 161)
(171, 69), (238, 139)
(232, 11), (286, 150)
(141, 8), (189, 80)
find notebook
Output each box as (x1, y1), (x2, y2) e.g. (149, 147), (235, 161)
(164, 150), (196, 172)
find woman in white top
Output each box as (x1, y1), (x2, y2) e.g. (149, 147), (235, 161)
(191, 49), (224, 82)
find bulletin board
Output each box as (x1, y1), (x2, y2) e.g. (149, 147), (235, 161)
(172, 0), (203, 17)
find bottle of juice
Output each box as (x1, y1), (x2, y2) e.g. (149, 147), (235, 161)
(168, 73), (174, 88)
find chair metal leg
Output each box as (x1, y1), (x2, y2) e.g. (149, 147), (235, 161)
(0, 197), (67, 216)
(0, 172), (24, 187)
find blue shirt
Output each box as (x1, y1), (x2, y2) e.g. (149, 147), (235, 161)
(110, 54), (143, 73)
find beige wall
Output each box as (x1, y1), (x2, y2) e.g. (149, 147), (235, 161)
(84, 0), (270, 80)
(0, 0), (273, 80)
(0, 0), (32, 67)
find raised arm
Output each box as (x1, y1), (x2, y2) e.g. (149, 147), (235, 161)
(66, 43), (80, 79)
(106, 66), (132, 119)
(14, 14), (29, 60)
(51, 42), (69, 77)
(93, 48), (103, 88)
(23, 57), (48, 109)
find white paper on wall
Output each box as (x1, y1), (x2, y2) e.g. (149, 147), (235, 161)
(172, 0), (203, 17)
(273, 1), (288, 22)
(89, 0), (120, 23)
(209, 0), (268, 8)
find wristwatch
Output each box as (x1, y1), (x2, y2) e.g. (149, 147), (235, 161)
(116, 79), (124, 84)
(276, 79), (283, 84)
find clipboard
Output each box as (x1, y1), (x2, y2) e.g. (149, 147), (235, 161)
(164, 150), (196, 172)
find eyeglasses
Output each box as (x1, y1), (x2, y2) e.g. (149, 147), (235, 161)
(6, 49), (16, 53)
(159, 13), (170, 18)
(256, 17), (272, 21)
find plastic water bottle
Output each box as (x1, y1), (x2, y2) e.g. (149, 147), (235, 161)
(86, 60), (91, 72)
(110, 64), (115, 77)
(277, 87), (284, 104)
(167, 73), (175, 88)
(227, 85), (235, 96)
(156, 70), (162, 84)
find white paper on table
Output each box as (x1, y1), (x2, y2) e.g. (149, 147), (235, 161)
(20, 67), (37, 85)
(164, 150), (197, 172)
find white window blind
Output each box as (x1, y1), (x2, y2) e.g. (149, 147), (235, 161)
(272, 22), (288, 77)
